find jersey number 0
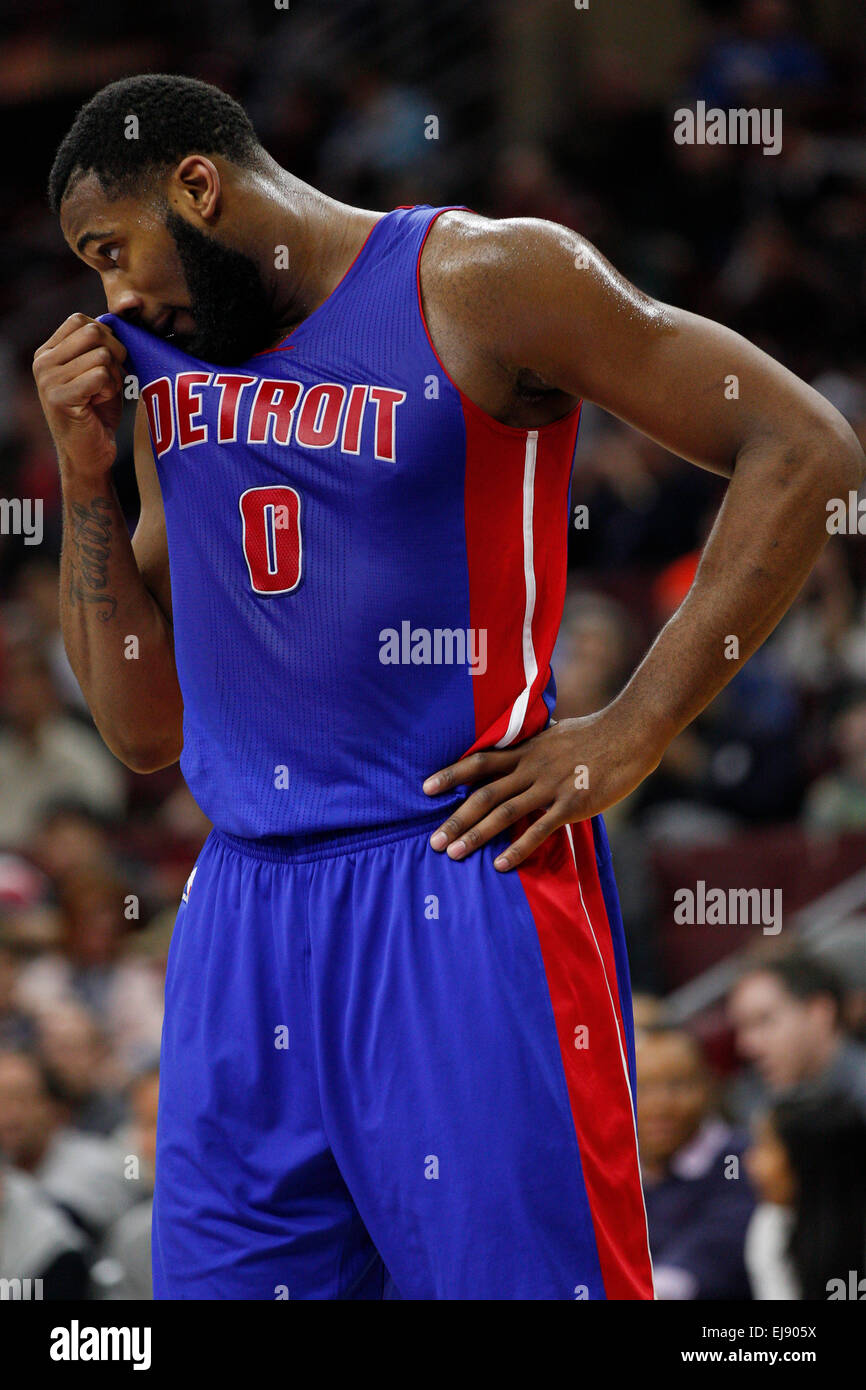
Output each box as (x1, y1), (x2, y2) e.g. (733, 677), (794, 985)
(239, 486), (303, 595)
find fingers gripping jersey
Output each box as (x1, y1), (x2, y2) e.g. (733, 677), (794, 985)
(102, 206), (582, 839)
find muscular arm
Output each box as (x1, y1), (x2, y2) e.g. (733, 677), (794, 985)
(59, 397), (183, 772)
(493, 218), (864, 746)
(421, 217), (866, 865)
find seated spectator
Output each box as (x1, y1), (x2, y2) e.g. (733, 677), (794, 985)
(632, 993), (665, 1035)
(16, 863), (164, 1075)
(802, 688), (866, 831)
(30, 800), (115, 882)
(552, 590), (635, 721)
(91, 1067), (159, 1300)
(637, 1026), (755, 1299)
(0, 639), (125, 850)
(744, 1093), (866, 1299)
(770, 547), (865, 698)
(0, 1158), (88, 1299)
(0, 1049), (133, 1241)
(637, 644), (803, 832)
(9, 558), (89, 715)
(727, 954), (866, 1122)
(35, 1003), (128, 1136)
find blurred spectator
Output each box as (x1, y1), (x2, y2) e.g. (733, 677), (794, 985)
(35, 1003), (128, 1136)
(744, 1094), (866, 1299)
(0, 639), (125, 849)
(635, 645), (803, 835)
(692, 0), (828, 112)
(771, 547), (866, 698)
(727, 954), (866, 1122)
(488, 141), (589, 231)
(9, 558), (88, 713)
(632, 993), (665, 1035)
(0, 1159), (88, 1299)
(318, 66), (433, 202)
(553, 590), (635, 721)
(0, 1049), (133, 1240)
(90, 1067), (158, 1300)
(637, 1026), (755, 1299)
(29, 799), (114, 882)
(15, 864), (164, 1076)
(802, 688), (866, 831)
(568, 425), (722, 574)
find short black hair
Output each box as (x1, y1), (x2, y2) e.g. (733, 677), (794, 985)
(48, 73), (267, 215)
(739, 953), (845, 1022)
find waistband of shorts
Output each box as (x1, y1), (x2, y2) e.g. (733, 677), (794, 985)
(209, 802), (463, 865)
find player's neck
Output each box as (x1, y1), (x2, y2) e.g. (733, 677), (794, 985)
(257, 168), (380, 345)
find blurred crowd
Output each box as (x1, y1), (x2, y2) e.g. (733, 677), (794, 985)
(0, 0), (864, 1298)
(636, 955), (866, 1300)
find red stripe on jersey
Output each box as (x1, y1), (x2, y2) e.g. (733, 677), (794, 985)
(517, 820), (655, 1300)
(461, 407), (531, 750)
(460, 401), (580, 754)
(413, 204), (582, 755)
(566, 818), (629, 1054)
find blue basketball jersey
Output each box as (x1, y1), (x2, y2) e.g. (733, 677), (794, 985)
(101, 205), (582, 839)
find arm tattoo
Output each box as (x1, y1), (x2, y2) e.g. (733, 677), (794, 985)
(68, 496), (117, 621)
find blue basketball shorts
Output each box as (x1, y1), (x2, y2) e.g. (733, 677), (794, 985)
(152, 811), (654, 1299)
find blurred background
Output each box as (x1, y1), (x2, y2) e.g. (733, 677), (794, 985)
(0, 0), (864, 1300)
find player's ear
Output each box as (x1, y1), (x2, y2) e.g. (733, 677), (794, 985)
(171, 155), (222, 223)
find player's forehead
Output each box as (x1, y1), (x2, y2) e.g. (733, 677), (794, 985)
(59, 172), (155, 253)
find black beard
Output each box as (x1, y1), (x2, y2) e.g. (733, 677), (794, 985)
(162, 210), (283, 365)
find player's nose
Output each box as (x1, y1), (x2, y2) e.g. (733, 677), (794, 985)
(104, 282), (143, 319)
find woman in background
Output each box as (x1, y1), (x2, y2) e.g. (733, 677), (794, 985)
(745, 1093), (866, 1299)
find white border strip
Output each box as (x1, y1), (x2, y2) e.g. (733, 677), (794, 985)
(496, 430), (539, 748)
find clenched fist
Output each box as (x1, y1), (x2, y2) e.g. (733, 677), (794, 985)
(32, 313), (128, 480)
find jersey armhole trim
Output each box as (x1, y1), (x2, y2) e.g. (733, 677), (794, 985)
(415, 207), (583, 441)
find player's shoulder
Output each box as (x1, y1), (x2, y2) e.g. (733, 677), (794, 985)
(420, 209), (594, 329)
(424, 209), (582, 276)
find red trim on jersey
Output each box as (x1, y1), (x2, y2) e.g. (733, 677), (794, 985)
(517, 821), (655, 1300)
(462, 413), (531, 748)
(414, 205), (582, 753)
(458, 405), (580, 753)
(566, 820), (631, 1088)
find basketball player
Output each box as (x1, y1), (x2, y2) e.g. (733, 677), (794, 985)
(34, 75), (863, 1300)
